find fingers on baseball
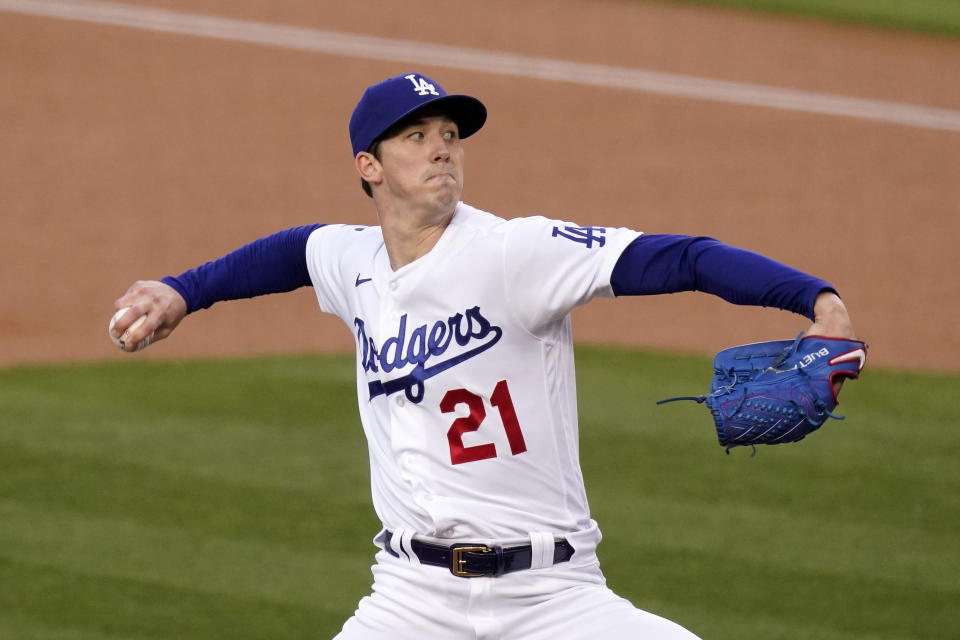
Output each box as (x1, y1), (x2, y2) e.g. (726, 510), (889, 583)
(110, 290), (163, 352)
(128, 312), (158, 350)
(108, 306), (136, 340)
(108, 308), (150, 352)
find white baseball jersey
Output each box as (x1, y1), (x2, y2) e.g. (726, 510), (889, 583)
(305, 202), (640, 545)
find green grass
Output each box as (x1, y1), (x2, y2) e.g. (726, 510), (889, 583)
(660, 0), (960, 37)
(1, 348), (957, 639)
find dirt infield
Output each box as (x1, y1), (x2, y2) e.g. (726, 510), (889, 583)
(2, 0), (959, 371)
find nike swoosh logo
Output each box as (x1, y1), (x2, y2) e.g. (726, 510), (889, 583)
(829, 347), (867, 372)
(355, 274), (372, 287)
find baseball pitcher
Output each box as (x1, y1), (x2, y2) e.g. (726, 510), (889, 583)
(110, 72), (862, 639)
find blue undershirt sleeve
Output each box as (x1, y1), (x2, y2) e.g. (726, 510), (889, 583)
(161, 224), (324, 314)
(609, 234), (835, 321)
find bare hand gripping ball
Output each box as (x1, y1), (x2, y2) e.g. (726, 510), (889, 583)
(108, 307), (154, 351)
(658, 333), (867, 453)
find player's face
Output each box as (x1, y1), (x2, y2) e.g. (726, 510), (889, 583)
(375, 115), (464, 215)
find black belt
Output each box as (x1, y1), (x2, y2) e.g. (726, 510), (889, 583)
(383, 530), (575, 578)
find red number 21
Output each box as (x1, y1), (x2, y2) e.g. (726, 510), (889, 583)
(440, 379), (528, 465)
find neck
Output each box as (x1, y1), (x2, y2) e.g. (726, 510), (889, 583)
(376, 200), (457, 270)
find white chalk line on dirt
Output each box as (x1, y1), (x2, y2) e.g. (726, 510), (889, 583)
(4, 0), (960, 133)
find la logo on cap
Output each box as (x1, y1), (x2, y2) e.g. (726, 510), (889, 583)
(349, 72), (487, 157)
(405, 74), (440, 96)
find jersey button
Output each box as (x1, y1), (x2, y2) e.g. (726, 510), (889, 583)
(389, 281), (399, 291)
(395, 396), (405, 407)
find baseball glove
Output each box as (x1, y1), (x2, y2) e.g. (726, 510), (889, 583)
(658, 333), (867, 453)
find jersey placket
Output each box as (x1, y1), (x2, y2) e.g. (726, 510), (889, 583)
(379, 271), (440, 529)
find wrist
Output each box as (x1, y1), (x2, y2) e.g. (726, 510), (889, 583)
(811, 291), (855, 339)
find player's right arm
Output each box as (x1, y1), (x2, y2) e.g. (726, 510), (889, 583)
(110, 224), (324, 351)
(112, 279), (188, 351)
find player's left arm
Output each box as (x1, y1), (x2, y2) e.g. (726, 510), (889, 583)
(611, 234), (859, 394)
(610, 234), (857, 339)
(806, 291), (855, 339)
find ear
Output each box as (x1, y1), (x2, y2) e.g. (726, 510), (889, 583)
(355, 152), (382, 186)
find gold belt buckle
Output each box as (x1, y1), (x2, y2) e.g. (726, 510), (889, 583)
(450, 545), (490, 578)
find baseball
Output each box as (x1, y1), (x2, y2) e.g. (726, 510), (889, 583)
(108, 307), (153, 351)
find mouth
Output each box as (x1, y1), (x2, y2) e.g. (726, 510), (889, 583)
(426, 171), (458, 188)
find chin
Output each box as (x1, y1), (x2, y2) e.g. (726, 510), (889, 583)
(432, 185), (461, 207)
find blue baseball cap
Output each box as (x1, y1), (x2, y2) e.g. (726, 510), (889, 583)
(349, 72), (487, 157)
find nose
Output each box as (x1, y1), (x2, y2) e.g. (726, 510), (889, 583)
(430, 132), (451, 163)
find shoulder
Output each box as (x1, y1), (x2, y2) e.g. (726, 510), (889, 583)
(305, 224), (385, 283)
(449, 202), (507, 232)
(307, 223), (383, 254)
(452, 203), (561, 239)
(451, 205), (639, 253)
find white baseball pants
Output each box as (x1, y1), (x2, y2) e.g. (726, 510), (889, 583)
(333, 548), (702, 640)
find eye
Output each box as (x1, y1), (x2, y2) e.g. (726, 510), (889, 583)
(408, 131), (425, 141)
(442, 130), (457, 141)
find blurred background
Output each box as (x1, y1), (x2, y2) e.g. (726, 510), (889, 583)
(2, 0), (959, 370)
(2, 2), (959, 640)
